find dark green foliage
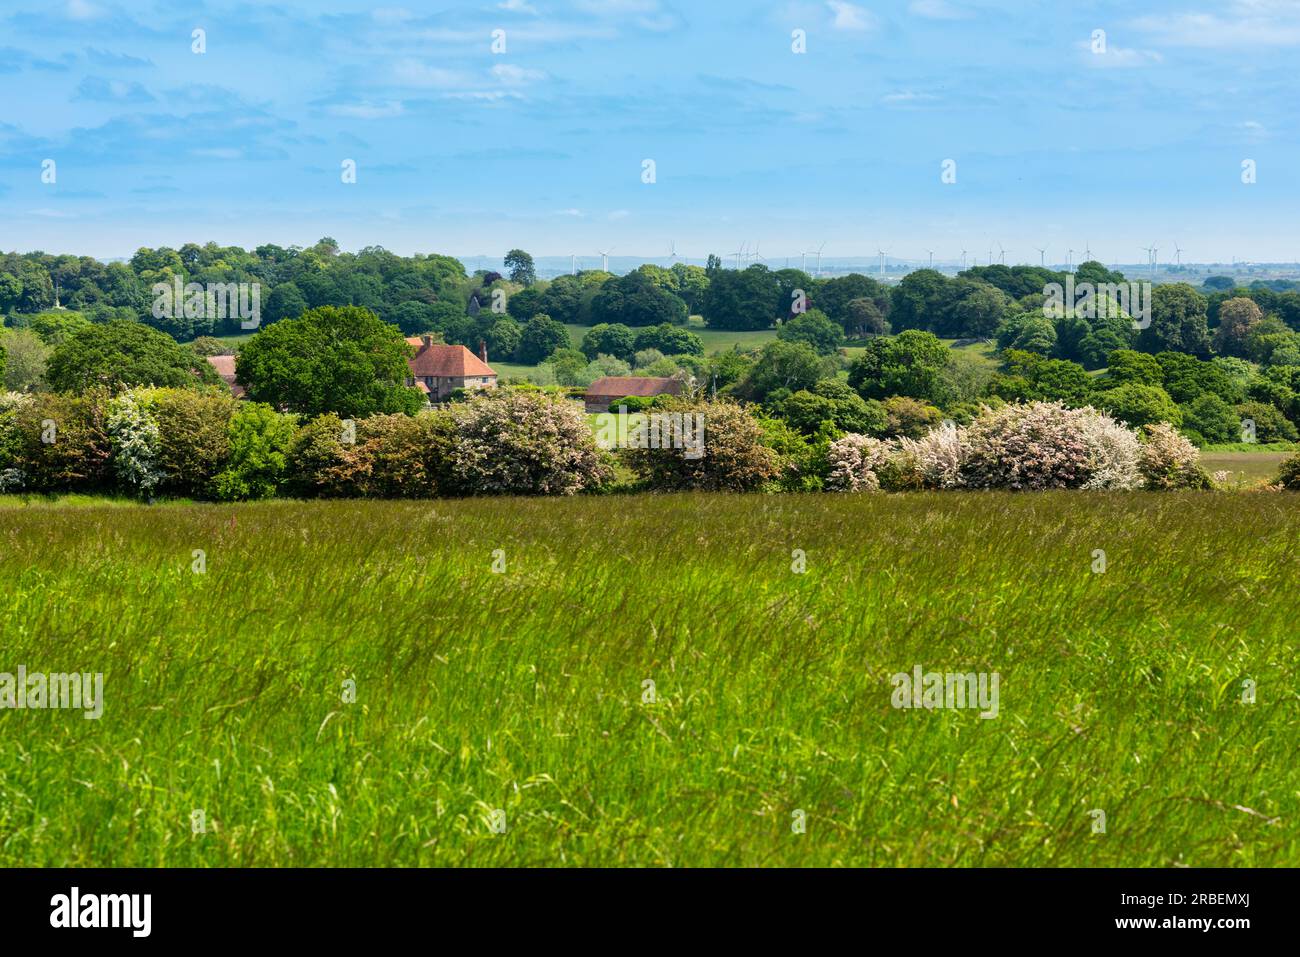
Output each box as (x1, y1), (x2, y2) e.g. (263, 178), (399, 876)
(235, 306), (424, 418)
(46, 320), (220, 393)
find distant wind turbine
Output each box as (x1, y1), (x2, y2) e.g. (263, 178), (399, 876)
(598, 247), (614, 273)
(1035, 246), (1046, 267)
(814, 242), (826, 277)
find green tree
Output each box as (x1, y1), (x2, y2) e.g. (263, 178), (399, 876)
(47, 320), (220, 393)
(777, 309), (842, 354)
(212, 403), (297, 501)
(632, 322), (703, 356)
(590, 271), (688, 327)
(848, 330), (953, 404)
(516, 313), (571, 364)
(1212, 297), (1263, 357)
(235, 306), (423, 417)
(1, 328), (47, 391)
(1180, 393), (1238, 444)
(701, 266), (781, 330)
(1140, 283), (1211, 356)
(1096, 383), (1182, 428)
(503, 249), (536, 286)
(736, 340), (824, 401)
(889, 269), (953, 332)
(485, 318), (522, 361)
(264, 282), (309, 324)
(581, 323), (636, 360)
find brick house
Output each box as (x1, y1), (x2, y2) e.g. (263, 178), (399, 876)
(583, 375), (681, 413)
(406, 335), (498, 403)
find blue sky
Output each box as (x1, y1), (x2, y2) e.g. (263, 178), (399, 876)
(1, 0), (1298, 265)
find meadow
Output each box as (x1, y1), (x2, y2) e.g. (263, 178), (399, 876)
(0, 492), (1295, 867)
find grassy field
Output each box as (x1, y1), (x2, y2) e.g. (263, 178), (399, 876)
(0, 493), (1295, 867)
(1201, 450), (1291, 486)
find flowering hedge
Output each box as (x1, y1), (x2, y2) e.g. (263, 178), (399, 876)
(827, 401), (1209, 492)
(0, 390), (1219, 500)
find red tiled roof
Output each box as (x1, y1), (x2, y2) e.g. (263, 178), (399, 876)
(408, 341), (496, 378)
(207, 355), (236, 377)
(585, 376), (681, 398)
(206, 355), (246, 398)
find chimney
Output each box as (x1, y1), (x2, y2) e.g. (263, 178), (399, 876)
(478, 339), (488, 364)
(420, 334), (433, 349)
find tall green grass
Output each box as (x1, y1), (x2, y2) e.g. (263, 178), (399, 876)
(0, 493), (1294, 866)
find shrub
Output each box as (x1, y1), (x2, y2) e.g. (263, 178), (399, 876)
(286, 413), (349, 497)
(13, 390), (113, 492)
(212, 403), (298, 501)
(1235, 400), (1300, 443)
(756, 415), (830, 491)
(448, 390), (611, 495)
(961, 401), (1141, 490)
(623, 400), (779, 492)
(107, 390), (163, 497)
(1095, 382), (1182, 428)
(1138, 423), (1211, 490)
(892, 422), (966, 490)
(825, 433), (892, 492)
(1276, 452), (1300, 489)
(146, 388), (240, 497)
(0, 392), (34, 487)
(882, 395), (942, 439)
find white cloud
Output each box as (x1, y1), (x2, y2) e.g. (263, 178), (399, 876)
(1077, 40), (1163, 67)
(1131, 4), (1300, 48)
(827, 1), (876, 31)
(330, 101), (405, 119)
(881, 90), (939, 103)
(66, 0), (100, 20)
(608, 209), (630, 221)
(392, 59), (468, 88)
(491, 63), (547, 86)
(498, 0), (539, 13)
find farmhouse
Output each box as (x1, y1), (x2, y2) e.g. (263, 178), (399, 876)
(405, 335), (497, 403)
(205, 354), (245, 398)
(584, 375), (681, 413)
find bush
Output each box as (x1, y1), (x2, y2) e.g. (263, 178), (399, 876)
(623, 400), (779, 492)
(13, 390), (113, 492)
(448, 390), (611, 495)
(1276, 452), (1300, 489)
(286, 413), (349, 497)
(825, 433), (892, 492)
(892, 422), (965, 490)
(107, 390), (163, 497)
(756, 415), (831, 491)
(960, 401), (1142, 490)
(0, 392), (34, 488)
(1235, 400), (1299, 443)
(1138, 422), (1211, 490)
(212, 403), (298, 501)
(146, 388), (240, 497)
(882, 396), (942, 439)
(1095, 383), (1182, 429)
